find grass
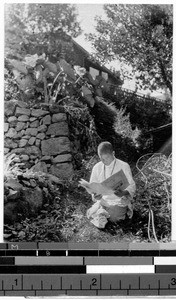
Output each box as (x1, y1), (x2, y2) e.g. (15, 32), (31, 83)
(4, 187), (149, 243)
(4, 153), (23, 180)
(4, 153), (171, 243)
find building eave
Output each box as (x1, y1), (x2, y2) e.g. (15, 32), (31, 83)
(72, 39), (120, 81)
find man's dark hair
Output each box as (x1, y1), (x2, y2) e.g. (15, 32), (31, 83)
(98, 141), (114, 155)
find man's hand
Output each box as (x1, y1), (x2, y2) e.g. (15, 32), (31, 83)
(93, 193), (102, 201)
(114, 188), (129, 197)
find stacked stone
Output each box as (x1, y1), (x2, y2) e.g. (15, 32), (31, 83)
(4, 100), (73, 178)
(4, 172), (61, 224)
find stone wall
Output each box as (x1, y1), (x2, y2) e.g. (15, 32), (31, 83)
(4, 100), (73, 178)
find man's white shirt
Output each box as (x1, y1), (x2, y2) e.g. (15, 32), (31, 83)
(90, 158), (136, 208)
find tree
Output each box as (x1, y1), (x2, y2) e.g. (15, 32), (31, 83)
(4, 3), (83, 103)
(5, 3), (82, 59)
(87, 4), (173, 94)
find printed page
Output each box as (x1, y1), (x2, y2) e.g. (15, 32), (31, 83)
(79, 179), (114, 195)
(101, 169), (129, 191)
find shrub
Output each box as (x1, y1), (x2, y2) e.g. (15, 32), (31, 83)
(4, 153), (23, 181)
(113, 107), (141, 146)
(103, 88), (172, 130)
(134, 153), (171, 242)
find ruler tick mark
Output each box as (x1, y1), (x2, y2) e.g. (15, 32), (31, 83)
(22, 275), (23, 290)
(120, 280), (122, 290)
(158, 280), (160, 289)
(51, 284), (53, 290)
(158, 280), (160, 295)
(60, 276), (62, 290)
(2, 280), (4, 291)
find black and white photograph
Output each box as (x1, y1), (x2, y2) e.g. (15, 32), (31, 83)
(3, 2), (173, 243)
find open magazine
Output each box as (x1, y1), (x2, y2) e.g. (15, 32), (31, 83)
(79, 169), (129, 195)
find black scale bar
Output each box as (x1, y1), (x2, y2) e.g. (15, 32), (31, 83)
(155, 265), (176, 273)
(38, 250), (66, 256)
(99, 250), (129, 256)
(0, 251), (176, 256)
(159, 251), (176, 256)
(0, 257), (15, 265)
(129, 250), (160, 256)
(5, 250), (37, 256)
(68, 250), (98, 256)
(0, 265), (86, 274)
(0, 250), (131, 257)
(0, 250), (67, 256)
(0, 244), (7, 249)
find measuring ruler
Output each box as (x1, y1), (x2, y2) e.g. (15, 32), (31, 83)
(0, 242), (176, 296)
(0, 274), (176, 296)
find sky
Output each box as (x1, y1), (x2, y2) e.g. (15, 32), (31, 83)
(74, 4), (124, 76)
(74, 4), (105, 53)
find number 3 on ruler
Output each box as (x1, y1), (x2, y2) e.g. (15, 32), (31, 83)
(171, 278), (176, 285)
(14, 279), (18, 285)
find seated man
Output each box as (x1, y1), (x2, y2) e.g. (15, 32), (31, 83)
(87, 141), (136, 228)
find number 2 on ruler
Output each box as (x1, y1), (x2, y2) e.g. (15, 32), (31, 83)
(92, 278), (97, 286)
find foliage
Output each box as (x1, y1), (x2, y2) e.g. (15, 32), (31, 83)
(5, 50), (140, 162)
(90, 98), (140, 162)
(26, 4), (81, 37)
(5, 3), (82, 60)
(104, 89), (172, 131)
(102, 88), (171, 153)
(5, 53), (75, 104)
(4, 153), (171, 242)
(5, 3), (165, 162)
(134, 153), (171, 242)
(4, 153), (23, 181)
(65, 104), (101, 169)
(4, 68), (22, 102)
(5, 53), (95, 105)
(113, 107), (141, 145)
(87, 4), (173, 93)
(4, 3), (83, 106)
